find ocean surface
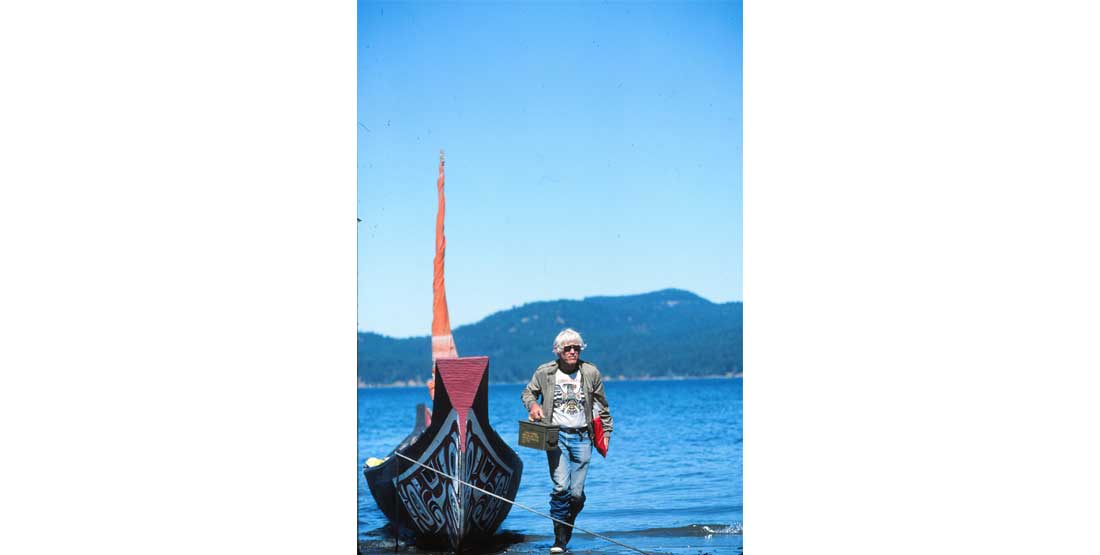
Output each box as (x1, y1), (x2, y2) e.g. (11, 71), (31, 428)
(358, 378), (742, 554)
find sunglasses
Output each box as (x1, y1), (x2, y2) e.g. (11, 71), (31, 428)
(561, 345), (582, 353)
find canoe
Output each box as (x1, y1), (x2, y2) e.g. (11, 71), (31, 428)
(364, 402), (430, 471)
(364, 356), (523, 549)
(363, 152), (522, 549)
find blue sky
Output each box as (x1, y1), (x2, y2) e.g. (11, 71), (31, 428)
(358, 1), (742, 338)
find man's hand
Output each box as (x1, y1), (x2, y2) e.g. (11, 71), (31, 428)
(528, 404), (544, 422)
(603, 432), (611, 449)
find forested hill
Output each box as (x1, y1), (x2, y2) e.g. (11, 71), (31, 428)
(358, 289), (742, 385)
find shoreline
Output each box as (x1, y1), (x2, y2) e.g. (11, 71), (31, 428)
(358, 373), (742, 389)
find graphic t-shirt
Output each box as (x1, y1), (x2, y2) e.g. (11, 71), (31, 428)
(551, 369), (587, 429)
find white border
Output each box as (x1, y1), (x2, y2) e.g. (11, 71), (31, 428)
(1, 1), (355, 553)
(747, 1), (1100, 554)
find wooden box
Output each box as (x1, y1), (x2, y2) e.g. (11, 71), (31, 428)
(518, 420), (559, 451)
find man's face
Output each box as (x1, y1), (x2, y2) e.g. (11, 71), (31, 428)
(559, 343), (581, 365)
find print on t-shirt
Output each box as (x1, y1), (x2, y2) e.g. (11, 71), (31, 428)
(552, 371), (587, 429)
(554, 383), (586, 415)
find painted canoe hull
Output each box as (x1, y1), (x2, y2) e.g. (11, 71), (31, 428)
(364, 356), (522, 549)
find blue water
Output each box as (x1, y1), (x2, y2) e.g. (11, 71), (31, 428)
(358, 378), (742, 554)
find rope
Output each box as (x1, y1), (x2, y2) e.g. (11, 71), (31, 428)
(393, 452), (653, 555)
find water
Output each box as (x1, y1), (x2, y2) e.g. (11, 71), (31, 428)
(358, 378), (742, 554)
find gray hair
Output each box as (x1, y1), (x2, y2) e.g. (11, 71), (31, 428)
(552, 328), (587, 354)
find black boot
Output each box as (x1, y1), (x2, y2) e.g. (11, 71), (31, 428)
(562, 510), (577, 545)
(551, 522), (568, 553)
(564, 497), (583, 545)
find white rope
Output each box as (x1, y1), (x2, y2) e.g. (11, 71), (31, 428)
(393, 452), (653, 555)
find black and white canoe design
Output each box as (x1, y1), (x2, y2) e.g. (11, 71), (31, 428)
(364, 356), (523, 549)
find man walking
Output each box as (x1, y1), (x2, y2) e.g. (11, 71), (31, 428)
(521, 328), (613, 553)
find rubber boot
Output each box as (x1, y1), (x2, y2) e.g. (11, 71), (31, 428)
(562, 498), (583, 546)
(563, 507), (580, 542)
(550, 522), (568, 553)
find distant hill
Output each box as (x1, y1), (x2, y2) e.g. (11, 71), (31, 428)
(358, 289), (742, 385)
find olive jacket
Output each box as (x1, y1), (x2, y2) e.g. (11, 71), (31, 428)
(521, 359), (613, 441)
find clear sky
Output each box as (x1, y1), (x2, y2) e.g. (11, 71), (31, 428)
(358, 1), (742, 338)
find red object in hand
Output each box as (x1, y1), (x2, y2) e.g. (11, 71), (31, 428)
(592, 416), (608, 457)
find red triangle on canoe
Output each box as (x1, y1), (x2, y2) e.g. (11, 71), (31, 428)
(436, 356), (488, 453)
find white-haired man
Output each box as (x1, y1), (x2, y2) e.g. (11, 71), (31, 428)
(521, 328), (613, 553)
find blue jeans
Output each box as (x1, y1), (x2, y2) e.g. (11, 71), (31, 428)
(546, 429), (591, 521)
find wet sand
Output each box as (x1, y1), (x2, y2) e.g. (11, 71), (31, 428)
(357, 526), (741, 555)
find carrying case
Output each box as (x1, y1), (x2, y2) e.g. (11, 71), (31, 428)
(518, 420), (559, 451)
